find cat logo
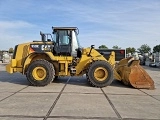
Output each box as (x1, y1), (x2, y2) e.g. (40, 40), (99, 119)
(41, 45), (51, 50)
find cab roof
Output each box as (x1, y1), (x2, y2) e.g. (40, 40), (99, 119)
(52, 27), (77, 31)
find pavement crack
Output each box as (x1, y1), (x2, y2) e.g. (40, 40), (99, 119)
(0, 115), (44, 118)
(48, 116), (120, 119)
(43, 77), (71, 120)
(138, 89), (160, 102)
(0, 86), (29, 102)
(101, 88), (122, 119)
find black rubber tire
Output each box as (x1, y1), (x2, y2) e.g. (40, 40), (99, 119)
(86, 61), (113, 88)
(26, 59), (55, 86)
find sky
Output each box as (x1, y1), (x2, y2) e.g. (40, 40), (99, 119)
(0, 0), (160, 51)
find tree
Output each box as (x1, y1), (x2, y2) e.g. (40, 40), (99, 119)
(112, 45), (121, 49)
(153, 44), (160, 53)
(126, 47), (136, 54)
(8, 48), (14, 53)
(98, 45), (108, 49)
(137, 44), (151, 54)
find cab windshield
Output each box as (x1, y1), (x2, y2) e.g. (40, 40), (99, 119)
(54, 30), (70, 45)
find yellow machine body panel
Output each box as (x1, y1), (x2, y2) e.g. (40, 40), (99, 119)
(6, 42), (52, 73)
(75, 48), (115, 75)
(6, 43), (31, 73)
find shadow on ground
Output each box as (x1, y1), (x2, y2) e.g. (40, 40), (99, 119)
(142, 65), (160, 71)
(0, 71), (130, 89)
(51, 76), (130, 88)
(0, 71), (29, 85)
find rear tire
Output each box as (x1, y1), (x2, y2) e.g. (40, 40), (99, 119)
(86, 61), (113, 88)
(26, 59), (55, 86)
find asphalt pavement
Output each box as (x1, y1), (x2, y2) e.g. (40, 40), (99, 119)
(0, 63), (160, 120)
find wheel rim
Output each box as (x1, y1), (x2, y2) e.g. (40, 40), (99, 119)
(94, 67), (108, 81)
(32, 67), (47, 81)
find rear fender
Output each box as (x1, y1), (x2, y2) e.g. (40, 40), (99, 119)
(22, 52), (55, 74)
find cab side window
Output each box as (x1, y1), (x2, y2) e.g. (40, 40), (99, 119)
(59, 31), (70, 45)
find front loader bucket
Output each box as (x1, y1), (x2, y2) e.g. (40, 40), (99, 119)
(115, 57), (155, 89)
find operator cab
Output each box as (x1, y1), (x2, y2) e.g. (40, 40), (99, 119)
(52, 27), (81, 57)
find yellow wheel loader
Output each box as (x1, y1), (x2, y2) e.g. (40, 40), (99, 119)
(6, 27), (155, 89)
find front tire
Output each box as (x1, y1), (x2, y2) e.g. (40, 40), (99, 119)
(26, 59), (55, 86)
(86, 61), (113, 88)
